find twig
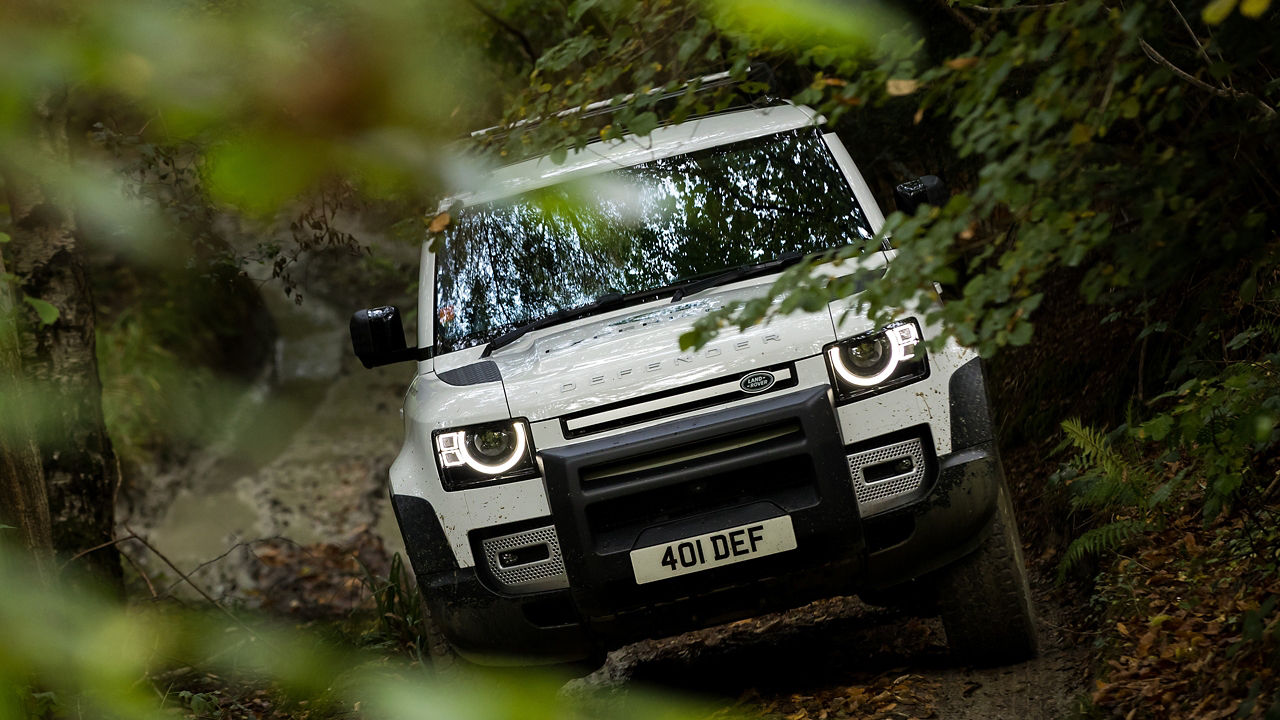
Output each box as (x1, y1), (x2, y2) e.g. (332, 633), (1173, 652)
(466, 0), (536, 64)
(61, 532), (139, 569)
(964, 2), (1066, 13)
(124, 524), (268, 645)
(1165, 0), (1214, 70)
(122, 548), (159, 599)
(1139, 38), (1276, 117)
(936, 0), (982, 34)
(158, 536), (308, 598)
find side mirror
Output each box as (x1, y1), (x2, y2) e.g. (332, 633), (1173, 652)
(893, 175), (948, 215)
(350, 306), (428, 368)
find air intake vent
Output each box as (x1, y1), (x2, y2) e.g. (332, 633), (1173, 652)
(480, 525), (569, 593)
(848, 437), (927, 517)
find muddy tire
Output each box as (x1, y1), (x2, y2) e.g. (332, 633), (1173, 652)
(420, 598), (466, 673)
(937, 483), (1038, 665)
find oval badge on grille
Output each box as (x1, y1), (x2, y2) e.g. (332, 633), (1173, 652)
(739, 370), (776, 394)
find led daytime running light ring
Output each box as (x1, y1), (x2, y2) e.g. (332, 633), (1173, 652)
(456, 423), (529, 475)
(828, 326), (918, 387)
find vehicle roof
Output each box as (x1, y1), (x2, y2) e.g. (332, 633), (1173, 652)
(446, 103), (824, 208)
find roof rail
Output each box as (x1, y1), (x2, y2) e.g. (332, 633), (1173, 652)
(469, 64), (778, 142)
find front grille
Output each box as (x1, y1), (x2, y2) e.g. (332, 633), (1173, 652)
(848, 437), (927, 516)
(480, 525), (569, 593)
(561, 364), (798, 438)
(578, 421), (819, 548)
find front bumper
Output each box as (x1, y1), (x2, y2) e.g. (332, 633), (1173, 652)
(414, 443), (1004, 663)
(403, 358), (1005, 662)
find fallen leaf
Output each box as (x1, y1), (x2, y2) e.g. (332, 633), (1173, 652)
(946, 56), (980, 70)
(427, 211), (451, 233)
(886, 78), (920, 96)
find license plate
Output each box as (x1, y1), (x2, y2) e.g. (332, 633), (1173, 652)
(630, 516), (797, 585)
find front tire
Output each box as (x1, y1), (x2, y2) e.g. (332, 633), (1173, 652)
(420, 598), (466, 672)
(936, 483), (1039, 665)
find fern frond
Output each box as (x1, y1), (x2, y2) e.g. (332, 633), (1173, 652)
(1060, 418), (1151, 508)
(1058, 519), (1148, 580)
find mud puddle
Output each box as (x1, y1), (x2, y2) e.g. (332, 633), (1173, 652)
(120, 252), (414, 601)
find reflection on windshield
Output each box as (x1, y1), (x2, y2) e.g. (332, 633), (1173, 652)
(434, 129), (873, 353)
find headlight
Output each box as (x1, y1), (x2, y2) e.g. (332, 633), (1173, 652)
(433, 419), (538, 490)
(825, 320), (928, 403)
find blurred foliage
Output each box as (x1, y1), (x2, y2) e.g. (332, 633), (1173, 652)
(0, 542), (735, 720)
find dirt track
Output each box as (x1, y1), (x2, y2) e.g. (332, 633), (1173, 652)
(122, 254), (1092, 719)
(572, 574), (1089, 719)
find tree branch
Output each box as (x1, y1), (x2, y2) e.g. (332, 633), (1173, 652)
(936, 0), (982, 35)
(963, 2), (1066, 13)
(466, 0), (537, 65)
(1165, 0), (1214, 70)
(1139, 38), (1276, 117)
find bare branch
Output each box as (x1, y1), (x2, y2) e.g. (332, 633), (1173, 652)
(1139, 38), (1276, 117)
(124, 525), (268, 645)
(1165, 0), (1214, 69)
(936, 0), (982, 34)
(466, 0), (536, 64)
(963, 2), (1066, 13)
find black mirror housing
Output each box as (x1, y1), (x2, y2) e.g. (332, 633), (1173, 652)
(893, 175), (948, 216)
(350, 306), (428, 368)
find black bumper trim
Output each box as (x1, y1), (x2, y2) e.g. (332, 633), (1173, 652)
(541, 385), (864, 617)
(418, 440), (1005, 662)
(391, 494), (457, 580)
(948, 357), (995, 451)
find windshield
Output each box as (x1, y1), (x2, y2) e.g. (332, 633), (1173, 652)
(433, 129), (874, 354)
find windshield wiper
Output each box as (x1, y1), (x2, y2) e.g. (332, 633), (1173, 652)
(482, 292), (629, 357)
(669, 251), (805, 303)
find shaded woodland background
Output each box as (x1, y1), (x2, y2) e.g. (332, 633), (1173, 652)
(1, 0), (1279, 717)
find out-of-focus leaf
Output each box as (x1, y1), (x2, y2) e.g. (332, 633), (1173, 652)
(427, 212), (452, 234)
(713, 0), (907, 54)
(23, 296), (59, 326)
(1202, 0), (1238, 23)
(1069, 123), (1094, 145)
(886, 78), (920, 96)
(1240, 0), (1270, 16)
(628, 111), (659, 137)
(204, 135), (325, 216)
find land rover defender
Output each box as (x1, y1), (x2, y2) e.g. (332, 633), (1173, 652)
(349, 103), (1038, 667)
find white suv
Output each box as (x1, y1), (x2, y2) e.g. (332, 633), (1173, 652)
(350, 103), (1037, 666)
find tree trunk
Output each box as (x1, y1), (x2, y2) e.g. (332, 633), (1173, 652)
(0, 248), (55, 585)
(1, 91), (123, 596)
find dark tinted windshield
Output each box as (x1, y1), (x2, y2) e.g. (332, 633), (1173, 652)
(433, 129), (873, 353)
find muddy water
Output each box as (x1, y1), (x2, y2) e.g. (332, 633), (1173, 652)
(123, 272), (412, 597)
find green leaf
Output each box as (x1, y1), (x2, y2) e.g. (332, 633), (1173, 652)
(205, 135), (324, 216)
(23, 296), (59, 326)
(549, 145), (568, 165)
(628, 111), (659, 137)
(1068, 123), (1093, 145)
(1119, 95), (1141, 119)
(1241, 0), (1270, 16)
(1202, 0), (1238, 24)
(0, 232), (10, 244)
(1240, 275), (1258, 303)
(1140, 414), (1174, 442)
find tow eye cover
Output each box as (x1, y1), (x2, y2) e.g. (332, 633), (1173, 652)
(740, 370), (776, 394)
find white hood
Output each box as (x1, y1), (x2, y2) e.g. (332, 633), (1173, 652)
(485, 278), (839, 421)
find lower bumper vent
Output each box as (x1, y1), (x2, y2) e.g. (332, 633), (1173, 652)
(481, 525), (569, 593)
(848, 438), (927, 517)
